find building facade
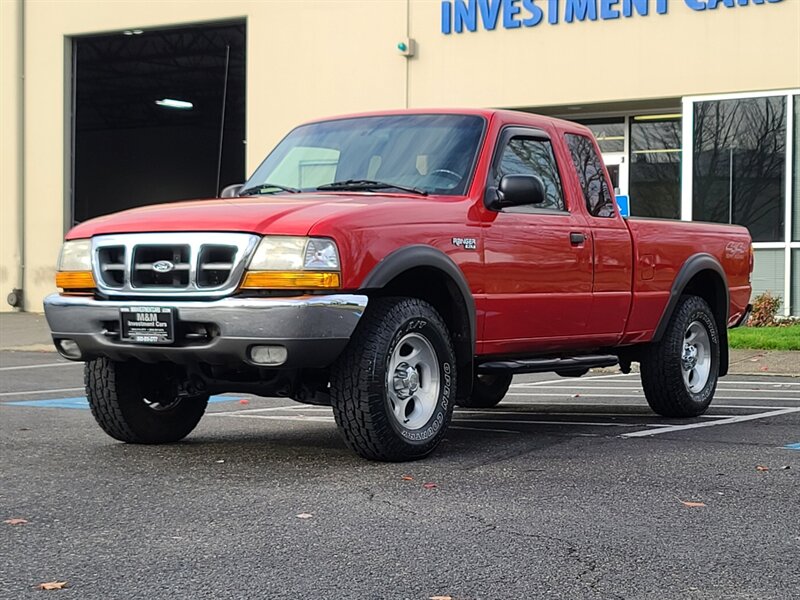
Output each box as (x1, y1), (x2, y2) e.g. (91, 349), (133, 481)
(1, 0), (798, 313)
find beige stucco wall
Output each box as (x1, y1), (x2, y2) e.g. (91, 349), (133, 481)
(2, 0), (799, 312)
(408, 0), (800, 108)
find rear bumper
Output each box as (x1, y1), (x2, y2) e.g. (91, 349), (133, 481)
(43, 293), (368, 367)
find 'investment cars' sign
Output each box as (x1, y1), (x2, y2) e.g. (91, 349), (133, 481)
(441, 0), (784, 34)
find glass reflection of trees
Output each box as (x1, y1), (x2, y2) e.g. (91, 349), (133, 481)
(566, 134), (615, 218)
(630, 118), (682, 219)
(498, 138), (565, 211)
(693, 97), (786, 242)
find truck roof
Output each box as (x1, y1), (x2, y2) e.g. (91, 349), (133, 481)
(301, 107), (592, 136)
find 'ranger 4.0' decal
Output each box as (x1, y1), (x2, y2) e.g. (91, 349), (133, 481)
(452, 237), (477, 250)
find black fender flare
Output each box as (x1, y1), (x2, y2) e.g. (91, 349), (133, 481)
(652, 253), (730, 376)
(360, 245), (476, 398)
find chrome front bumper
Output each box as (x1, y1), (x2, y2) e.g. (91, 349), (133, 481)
(43, 293), (368, 367)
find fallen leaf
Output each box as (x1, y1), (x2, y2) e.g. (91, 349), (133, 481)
(37, 581), (67, 590)
(239, 399), (250, 405)
(4, 518), (28, 525)
(423, 482), (437, 490)
(429, 596), (453, 600)
(760, 366), (769, 371)
(756, 465), (769, 472)
(572, 393), (581, 398)
(401, 475), (414, 481)
(296, 513), (313, 519)
(680, 500), (706, 508)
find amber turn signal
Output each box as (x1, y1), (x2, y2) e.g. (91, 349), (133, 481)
(56, 271), (96, 290)
(241, 271), (341, 289)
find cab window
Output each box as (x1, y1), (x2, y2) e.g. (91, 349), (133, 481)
(566, 133), (616, 218)
(496, 137), (565, 211)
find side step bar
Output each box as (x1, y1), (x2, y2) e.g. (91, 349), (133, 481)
(477, 354), (618, 375)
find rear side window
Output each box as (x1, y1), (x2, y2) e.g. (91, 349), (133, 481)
(566, 133), (616, 218)
(496, 137), (565, 211)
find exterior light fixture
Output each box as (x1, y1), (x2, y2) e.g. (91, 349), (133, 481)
(154, 98), (194, 110)
(123, 29), (143, 36)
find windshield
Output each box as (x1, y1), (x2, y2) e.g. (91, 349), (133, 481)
(242, 114), (485, 196)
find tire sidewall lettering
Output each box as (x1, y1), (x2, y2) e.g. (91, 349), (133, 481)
(387, 315), (454, 443)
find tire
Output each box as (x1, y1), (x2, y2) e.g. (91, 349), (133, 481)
(640, 295), (720, 418)
(330, 297), (456, 461)
(456, 373), (512, 408)
(85, 358), (208, 444)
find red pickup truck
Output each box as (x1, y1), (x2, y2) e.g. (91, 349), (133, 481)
(44, 109), (753, 461)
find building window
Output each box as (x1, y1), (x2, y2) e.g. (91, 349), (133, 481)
(581, 119), (625, 153)
(629, 115), (682, 219)
(692, 96), (786, 242)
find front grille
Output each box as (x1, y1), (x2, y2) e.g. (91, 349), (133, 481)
(132, 245), (191, 288)
(98, 246), (126, 288)
(197, 245), (237, 288)
(91, 232), (260, 298)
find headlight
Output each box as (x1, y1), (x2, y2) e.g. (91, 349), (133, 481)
(242, 236), (341, 289)
(56, 239), (95, 290)
(57, 239), (92, 271)
(248, 236), (339, 271)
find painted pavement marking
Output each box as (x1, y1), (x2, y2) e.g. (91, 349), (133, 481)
(0, 362), (82, 371)
(6, 395), (240, 409)
(621, 408), (800, 438)
(0, 387), (84, 397)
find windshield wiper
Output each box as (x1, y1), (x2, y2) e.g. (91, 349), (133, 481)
(239, 183), (301, 196)
(317, 179), (428, 196)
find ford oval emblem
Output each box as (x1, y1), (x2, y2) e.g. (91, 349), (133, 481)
(153, 260), (175, 273)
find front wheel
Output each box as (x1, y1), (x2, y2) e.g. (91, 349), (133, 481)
(640, 295), (720, 418)
(85, 358), (208, 443)
(330, 297), (456, 462)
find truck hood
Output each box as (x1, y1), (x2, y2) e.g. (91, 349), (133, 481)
(66, 193), (437, 239)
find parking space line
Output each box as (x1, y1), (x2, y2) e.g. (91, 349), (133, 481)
(451, 425), (520, 434)
(0, 362), (81, 371)
(505, 392), (800, 402)
(513, 374), (637, 387)
(211, 413), (335, 423)
(511, 385), (800, 394)
(0, 387), (84, 397)
(209, 405), (317, 416)
(621, 408), (800, 438)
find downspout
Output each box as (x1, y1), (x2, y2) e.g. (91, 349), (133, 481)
(12, 0), (26, 310)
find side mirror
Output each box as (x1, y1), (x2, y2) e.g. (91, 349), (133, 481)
(220, 183), (244, 198)
(490, 174), (546, 209)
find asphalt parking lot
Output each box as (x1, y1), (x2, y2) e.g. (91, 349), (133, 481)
(1, 350), (798, 600)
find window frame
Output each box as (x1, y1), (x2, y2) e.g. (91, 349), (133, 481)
(485, 126), (570, 215)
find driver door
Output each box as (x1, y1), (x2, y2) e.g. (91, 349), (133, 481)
(481, 127), (593, 355)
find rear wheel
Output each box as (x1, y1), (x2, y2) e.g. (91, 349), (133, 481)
(640, 295), (720, 418)
(456, 373), (512, 408)
(85, 358), (208, 443)
(330, 297), (456, 462)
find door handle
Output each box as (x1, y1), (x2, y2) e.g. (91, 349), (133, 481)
(570, 232), (585, 245)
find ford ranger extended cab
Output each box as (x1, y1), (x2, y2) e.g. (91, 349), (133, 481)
(44, 109), (753, 461)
